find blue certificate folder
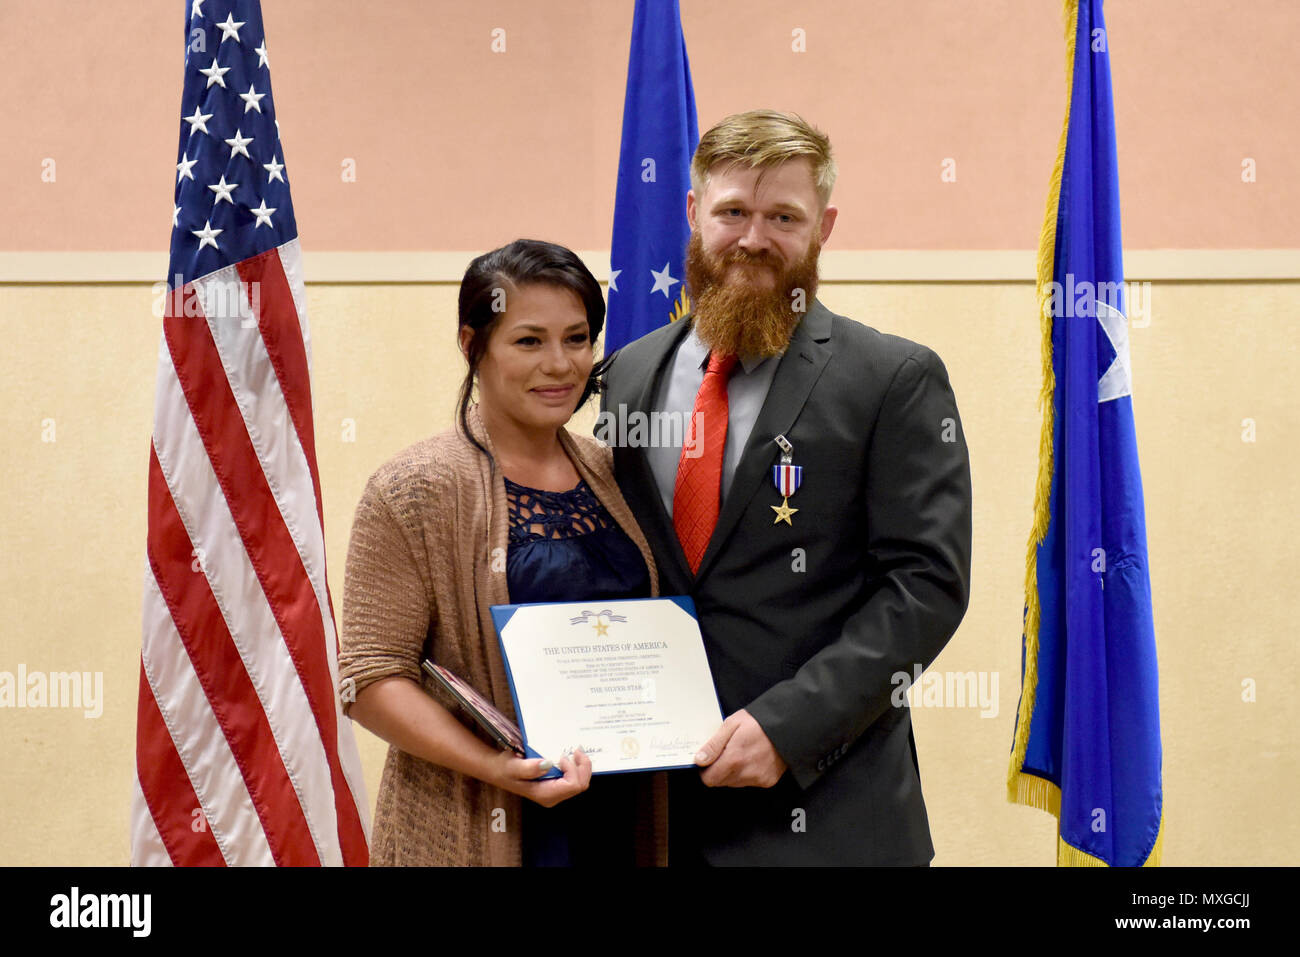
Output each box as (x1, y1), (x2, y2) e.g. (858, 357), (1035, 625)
(490, 596), (722, 778)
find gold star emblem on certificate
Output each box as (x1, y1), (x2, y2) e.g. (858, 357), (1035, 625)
(770, 497), (798, 526)
(593, 620), (610, 636)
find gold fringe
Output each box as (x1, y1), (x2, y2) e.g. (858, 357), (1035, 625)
(1058, 839), (1108, 867)
(1145, 811), (1165, 867)
(1009, 772), (1061, 817)
(1015, 774), (1166, 866)
(669, 289), (691, 323)
(1006, 0), (1076, 808)
(1057, 804), (1165, 867)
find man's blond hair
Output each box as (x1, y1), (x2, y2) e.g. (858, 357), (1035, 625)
(690, 110), (836, 208)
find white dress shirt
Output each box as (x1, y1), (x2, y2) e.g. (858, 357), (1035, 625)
(646, 327), (781, 518)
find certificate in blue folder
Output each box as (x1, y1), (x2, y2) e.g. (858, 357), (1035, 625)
(490, 596), (724, 775)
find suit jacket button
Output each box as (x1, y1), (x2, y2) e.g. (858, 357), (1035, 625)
(816, 759), (825, 772)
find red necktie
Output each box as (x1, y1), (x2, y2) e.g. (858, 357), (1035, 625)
(674, 352), (739, 574)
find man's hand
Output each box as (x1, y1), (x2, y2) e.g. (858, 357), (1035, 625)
(695, 709), (787, 788)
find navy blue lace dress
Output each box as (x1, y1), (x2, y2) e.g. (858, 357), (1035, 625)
(504, 476), (651, 867)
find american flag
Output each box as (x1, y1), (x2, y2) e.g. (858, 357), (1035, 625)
(132, 0), (369, 866)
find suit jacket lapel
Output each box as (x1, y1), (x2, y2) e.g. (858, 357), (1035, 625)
(620, 318), (695, 586)
(695, 301), (833, 580)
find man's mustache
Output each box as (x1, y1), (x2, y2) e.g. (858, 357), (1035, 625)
(718, 250), (781, 269)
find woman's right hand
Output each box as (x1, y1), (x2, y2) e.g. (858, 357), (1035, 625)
(490, 748), (593, 808)
(348, 677), (595, 806)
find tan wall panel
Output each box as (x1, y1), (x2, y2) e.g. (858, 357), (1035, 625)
(1, 277), (1296, 864)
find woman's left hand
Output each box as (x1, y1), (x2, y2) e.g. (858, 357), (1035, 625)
(490, 748), (593, 807)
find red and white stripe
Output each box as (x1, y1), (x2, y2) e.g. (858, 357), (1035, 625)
(134, 239), (369, 866)
(774, 464), (801, 498)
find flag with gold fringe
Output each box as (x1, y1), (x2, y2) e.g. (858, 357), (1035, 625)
(1007, 0), (1164, 867)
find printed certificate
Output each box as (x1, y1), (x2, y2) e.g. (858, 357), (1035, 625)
(490, 596), (723, 774)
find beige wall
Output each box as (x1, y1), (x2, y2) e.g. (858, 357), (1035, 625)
(1, 276), (1296, 865)
(1, 0), (1297, 866)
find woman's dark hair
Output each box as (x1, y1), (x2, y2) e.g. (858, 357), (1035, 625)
(456, 239), (611, 458)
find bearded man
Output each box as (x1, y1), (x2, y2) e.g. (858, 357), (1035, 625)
(600, 110), (973, 865)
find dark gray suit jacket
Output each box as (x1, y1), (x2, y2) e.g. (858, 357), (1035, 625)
(600, 299), (972, 865)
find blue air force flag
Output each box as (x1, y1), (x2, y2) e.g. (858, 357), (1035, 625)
(606, 0), (699, 354)
(1007, 0), (1163, 867)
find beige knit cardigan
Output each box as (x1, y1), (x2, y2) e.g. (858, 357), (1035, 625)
(339, 404), (667, 866)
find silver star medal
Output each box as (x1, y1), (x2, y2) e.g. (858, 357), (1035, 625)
(770, 434), (802, 526)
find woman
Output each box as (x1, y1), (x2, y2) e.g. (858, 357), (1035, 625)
(339, 239), (666, 866)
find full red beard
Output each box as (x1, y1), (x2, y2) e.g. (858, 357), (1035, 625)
(684, 229), (821, 359)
